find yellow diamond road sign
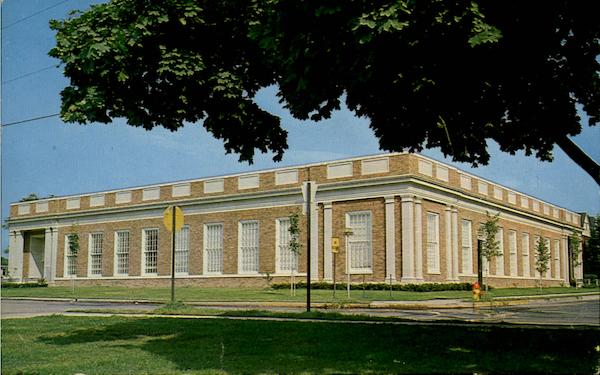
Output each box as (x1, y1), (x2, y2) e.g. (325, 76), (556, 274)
(163, 206), (184, 232)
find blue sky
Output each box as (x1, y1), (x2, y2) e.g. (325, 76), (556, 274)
(2, 0), (599, 253)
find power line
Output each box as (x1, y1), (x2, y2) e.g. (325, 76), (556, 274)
(2, 0), (70, 30)
(1, 64), (59, 84)
(1, 113), (60, 128)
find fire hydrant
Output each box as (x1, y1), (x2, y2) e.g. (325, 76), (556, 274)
(472, 281), (482, 301)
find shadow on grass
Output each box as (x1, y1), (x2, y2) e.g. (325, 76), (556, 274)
(34, 316), (600, 374)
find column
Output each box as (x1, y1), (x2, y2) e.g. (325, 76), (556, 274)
(561, 235), (569, 284)
(445, 206), (453, 281)
(43, 227), (59, 282)
(414, 198), (423, 281)
(384, 196), (396, 282)
(451, 208), (459, 281)
(401, 196), (415, 282)
(8, 231), (24, 281)
(51, 225), (59, 282)
(310, 199), (319, 280)
(323, 203), (333, 281)
(44, 228), (53, 281)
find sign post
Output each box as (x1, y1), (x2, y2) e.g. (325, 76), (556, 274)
(343, 228), (353, 299)
(164, 206), (184, 304)
(331, 237), (340, 298)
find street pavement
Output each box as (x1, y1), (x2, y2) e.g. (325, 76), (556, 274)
(2, 297), (598, 326)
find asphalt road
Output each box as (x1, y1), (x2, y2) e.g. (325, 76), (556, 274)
(2, 298), (598, 326)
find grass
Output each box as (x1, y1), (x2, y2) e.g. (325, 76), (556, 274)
(2, 315), (598, 374)
(67, 304), (423, 323)
(2, 285), (598, 303)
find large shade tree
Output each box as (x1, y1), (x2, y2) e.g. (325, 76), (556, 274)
(49, 0), (600, 183)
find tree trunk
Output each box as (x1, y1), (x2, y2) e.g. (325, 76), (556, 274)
(556, 135), (600, 186)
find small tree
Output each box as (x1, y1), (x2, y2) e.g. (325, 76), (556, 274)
(478, 212), (501, 291)
(67, 224), (80, 297)
(584, 215), (600, 279)
(535, 236), (551, 291)
(569, 231), (583, 286)
(288, 211), (301, 296)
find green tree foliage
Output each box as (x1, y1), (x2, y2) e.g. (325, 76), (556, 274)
(19, 193), (39, 202)
(287, 210), (301, 295)
(49, 1), (599, 181)
(584, 215), (600, 277)
(68, 224), (80, 256)
(478, 212), (500, 290)
(288, 211), (301, 261)
(535, 236), (551, 289)
(569, 230), (582, 270)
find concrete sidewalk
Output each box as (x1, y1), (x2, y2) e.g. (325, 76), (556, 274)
(4, 292), (598, 310)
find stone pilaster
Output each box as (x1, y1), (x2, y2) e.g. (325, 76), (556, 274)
(385, 196), (396, 281)
(401, 196), (415, 282)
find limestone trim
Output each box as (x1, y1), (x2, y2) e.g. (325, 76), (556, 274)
(445, 206), (453, 280)
(400, 195), (415, 282)
(451, 208), (459, 281)
(414, 198), (423, 281)
(323, 202), (333, 281)
(384, 196), (396, 281)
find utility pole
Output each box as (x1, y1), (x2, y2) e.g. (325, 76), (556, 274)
(306, 177), (311, 312)
(171, 206), (176, 304)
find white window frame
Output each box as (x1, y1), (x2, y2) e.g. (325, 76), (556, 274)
(276, 218), (299, 274)
(494, 228), (504, 276)
(142, 228), (159, 276)
(508, 230), (517, 277)
(174, 226), (190, 275)
(114, 230), (130, 276)
(522, 233), (530, 278)
(87, 232), (104, 277)
(346, 211), (373, 274)
(203, 223), (224, 275)
(426, 212), (440, 274)
(64, 234), (77, 277)
(460, 219), (473, 275)
(238, 220), (260, 274)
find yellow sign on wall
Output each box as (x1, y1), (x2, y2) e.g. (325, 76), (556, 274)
(331, 237), (340, 253)
(163, 206), (184, 232)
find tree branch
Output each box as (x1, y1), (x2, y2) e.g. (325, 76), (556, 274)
(556, 135), (600, 186)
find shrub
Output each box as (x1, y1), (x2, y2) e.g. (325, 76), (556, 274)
(270, 281), (486, 292)
(1, 280), (48, 288)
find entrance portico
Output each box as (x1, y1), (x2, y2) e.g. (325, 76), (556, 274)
(8, 228), (58, 282)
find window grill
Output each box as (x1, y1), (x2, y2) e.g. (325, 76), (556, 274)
(89, 233), (103, 276)
(554, 239), (561, 279)
(426, 213), (440, 273)
(277, 218), (298, 272)
(239, 221), (259, 273)
(347, 212), (372, 273)
(65, 234), (77, 276)
(143, 229), (159, 275)
(115, 231), (130, 275)
(205, 223), (224, 274)
(175, 226), (189, 274)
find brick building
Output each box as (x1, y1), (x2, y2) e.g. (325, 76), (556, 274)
(7, 153), (586, 287)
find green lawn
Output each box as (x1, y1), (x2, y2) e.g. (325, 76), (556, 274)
(2, 285), (597, 303)
(2, 315), (598, 374)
